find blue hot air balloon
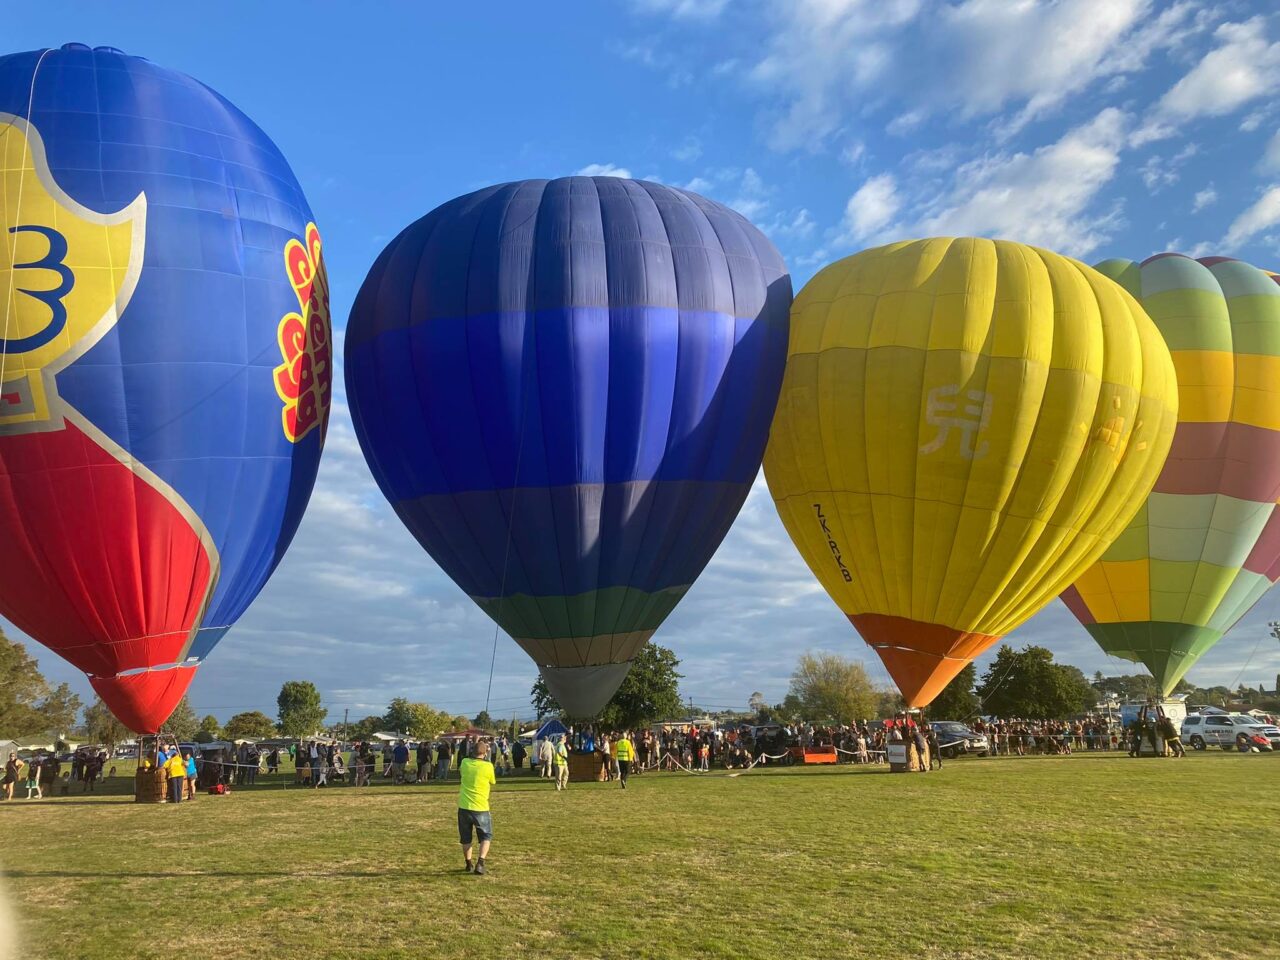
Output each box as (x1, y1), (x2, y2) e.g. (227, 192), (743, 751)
(345, 177), (791, 715)
(0, 45), (330, 731)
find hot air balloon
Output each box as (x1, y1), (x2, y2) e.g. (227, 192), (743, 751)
(346, 177), (791, 716)
(1062, 254), (1280, 694)
(764, 238), (1178, 707)
(0, 46), (331, 732)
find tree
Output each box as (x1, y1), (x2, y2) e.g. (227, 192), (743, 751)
(977, 645), (1096, 719)
(472, 710), (493, 730)
(0, 628), (83, 736)
(530, 642), (683, 729)
(383, 698), (450, 739)
(223, 711), (276, 740)
(165, 695), (199, 740)
(874, 688), (906, 719)
(787, 652), (878, 723)
(277, 681), (327, 736)
(83, 696), (130, 752)
(195, 715), (224, 743)
(927, 663), (979, 720)
(345, 715), (383, 740)
(748, 691), (766, 717)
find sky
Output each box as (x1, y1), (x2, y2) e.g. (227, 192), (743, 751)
(5, 0), (1280, 724)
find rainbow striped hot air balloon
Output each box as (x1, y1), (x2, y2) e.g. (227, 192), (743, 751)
(345, 177), (791, 716)
(764, 238), (1178, 708)
(0, 45), (330, 732)
(1062, 254), (1280, 694)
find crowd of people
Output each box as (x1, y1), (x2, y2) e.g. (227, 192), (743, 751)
(1, 746), (111, 801)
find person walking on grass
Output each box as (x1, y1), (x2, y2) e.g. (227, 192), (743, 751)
(615, 731), (635, 789)
(553, 736), (569, 791)
(2, 752), (21, 801)
(25, 753), (43, 800)
(458, 739), (496, 876)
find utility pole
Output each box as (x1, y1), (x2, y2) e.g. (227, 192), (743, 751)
(342, 708), (349, 742)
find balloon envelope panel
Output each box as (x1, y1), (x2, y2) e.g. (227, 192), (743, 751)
(1062, 254), (1280, 694)
(0, 45), (330, 731)
(764, 238), (1178, 707)
(346, 177), (791, 715)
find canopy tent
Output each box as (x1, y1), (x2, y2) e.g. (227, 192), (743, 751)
(535, 719), (569, 740)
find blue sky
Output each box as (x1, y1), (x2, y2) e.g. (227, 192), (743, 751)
(7, 1), (1280, 723)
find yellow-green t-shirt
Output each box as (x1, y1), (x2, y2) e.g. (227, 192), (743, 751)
(615, 738), (634, 762)
(458, 758), (495, 811)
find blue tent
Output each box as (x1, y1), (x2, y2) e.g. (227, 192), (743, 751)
(535, 719), (569, 740)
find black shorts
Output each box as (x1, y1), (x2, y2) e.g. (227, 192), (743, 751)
(457, 808), (493, 844)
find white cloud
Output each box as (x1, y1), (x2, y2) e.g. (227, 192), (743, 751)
(671, 138), (703, 162)
(1192, 184), (1218, 212)
(1135, 16), (1280, 143)
(911, 108), (1129, 257)
(632, 0), (728, 19)
(1262, 129), (1280, 173)
(842, 173), (902, 241)
(1138, 142), (1197, 192)
(742, 0), (1199, 151)
(1222, 185), (1280, 250)
(576, 163), (633, 178)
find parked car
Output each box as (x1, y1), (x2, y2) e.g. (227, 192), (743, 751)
(929, 722), (989, 758)
(1181, 713), (1280, 751)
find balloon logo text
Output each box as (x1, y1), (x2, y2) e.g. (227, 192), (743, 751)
(920, 384), (993, 460)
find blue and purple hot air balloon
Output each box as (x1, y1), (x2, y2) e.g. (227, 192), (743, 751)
(0, 45), (330, 732)
(345, 177), (791, 715)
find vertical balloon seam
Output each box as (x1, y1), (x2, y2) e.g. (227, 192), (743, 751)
(955, 240), (1054, 633)
(994, 258), (1149, 634)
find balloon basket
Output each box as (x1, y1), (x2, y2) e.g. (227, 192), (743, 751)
(886, 743), (927, 773)
(134, 767), (168, 803)
(568, 752), (600, 783)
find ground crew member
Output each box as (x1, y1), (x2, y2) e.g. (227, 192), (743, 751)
(615, 731), (635, 789)
(553, 736), (569, 791)
(458, 740), (496, 876)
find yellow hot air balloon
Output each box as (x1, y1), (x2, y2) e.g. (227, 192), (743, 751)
(764, 238), (1178, 707)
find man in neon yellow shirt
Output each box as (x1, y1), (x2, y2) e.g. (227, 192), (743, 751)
(615, 731), (635, 789)
(553, 736), (569, 791)
(458, 740), (496, 875)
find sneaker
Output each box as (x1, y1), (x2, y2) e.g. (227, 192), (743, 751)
(474, 860), (486, 876)
(464, 859), (474, 873)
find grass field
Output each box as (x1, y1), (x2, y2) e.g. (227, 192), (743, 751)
(0, 752), (1276, 960)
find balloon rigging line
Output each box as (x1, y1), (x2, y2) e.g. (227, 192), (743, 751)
(0, 47), (51, 392)
(1227, 627), (1268, 695)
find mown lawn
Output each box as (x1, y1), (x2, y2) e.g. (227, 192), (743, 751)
(0, 752), (1276, 960)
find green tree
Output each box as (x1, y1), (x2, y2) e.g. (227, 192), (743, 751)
(277, 681), (327, 736)
(977, 645), (1096, 719)
(927, 663), (979, 720)
(0, 628), (82, 736)
(164, 695), (199, 740)
(748, 691), (767, 717)
(787, 651), (878, 723)
(83, 696), (130, 752)
(345, 715), (383, 740)
(383, 698), (450, 738)
(195, 714), (224, 743)
(472, 709), (494, 730)
(530, 642), (683, 729)
(875, 688), (906, 719)
(223, 711), (276, 739)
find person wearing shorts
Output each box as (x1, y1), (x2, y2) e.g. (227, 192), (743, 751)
(458, 740), (496, 876)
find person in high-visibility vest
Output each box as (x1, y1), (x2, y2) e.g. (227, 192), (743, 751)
(553, 737), (569, 791)
(614, 731), (635, 789)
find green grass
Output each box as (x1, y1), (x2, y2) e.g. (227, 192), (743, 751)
(1, 752), (1277, 960)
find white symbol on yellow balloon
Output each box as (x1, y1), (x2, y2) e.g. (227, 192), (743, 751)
(919, 384), (993, 460)
(0, 115), (145, 430)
